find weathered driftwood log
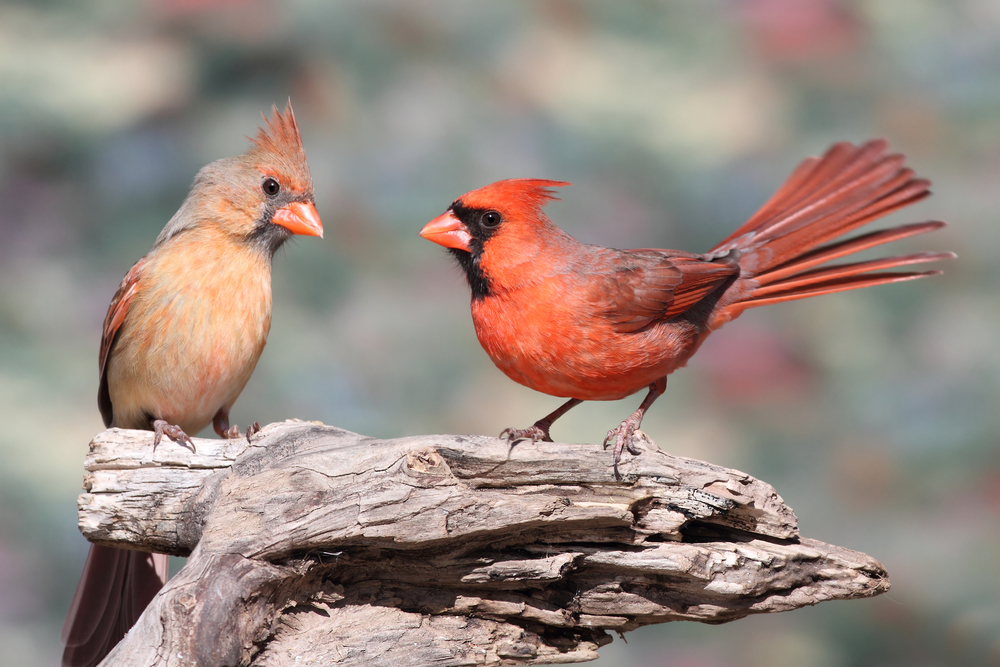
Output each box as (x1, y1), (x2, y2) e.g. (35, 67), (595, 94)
(78, 420), (889, 666)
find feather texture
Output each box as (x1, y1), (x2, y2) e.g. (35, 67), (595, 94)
(421, 139), (952, 475)
(65, 102), (321, 667)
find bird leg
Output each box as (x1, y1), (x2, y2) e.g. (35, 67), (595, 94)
(152, 420), (195, 452)
(213, 410), (260, 442)
(500, 398), (583, 444)
(604, 378), (666, 480)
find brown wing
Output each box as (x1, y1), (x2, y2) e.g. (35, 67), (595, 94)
(98, 259), (147, 427)
(595, 249), (739, 333)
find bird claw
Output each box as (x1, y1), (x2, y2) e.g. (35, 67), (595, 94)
(603, 419), (642, 481)
(500, 424), (553, 443)
(221, 421), (260, 441)
(152, 419), (196, 453)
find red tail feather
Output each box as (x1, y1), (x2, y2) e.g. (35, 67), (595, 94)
(756, 220), (947, 285)
(716, 141), (951, 317)
(735, 270), (943, 311)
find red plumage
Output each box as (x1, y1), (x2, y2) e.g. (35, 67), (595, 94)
(420, 140), (954, 479)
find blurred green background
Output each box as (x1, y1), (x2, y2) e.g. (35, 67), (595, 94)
(0, 0), (996, 665)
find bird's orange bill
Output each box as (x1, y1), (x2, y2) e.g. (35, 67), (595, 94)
(420, 211), (472, 250)
(273, 201), (324, 238)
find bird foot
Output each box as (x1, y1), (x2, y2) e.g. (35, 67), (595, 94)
(246, 421), (261, 442)
(603, 418), (644, 480)
(221, 421), (261, 442)
(152, 420), (196, 453)
(500, 424), (553, 443)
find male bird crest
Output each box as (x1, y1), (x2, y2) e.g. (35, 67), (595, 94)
(457, 179), (571, 221)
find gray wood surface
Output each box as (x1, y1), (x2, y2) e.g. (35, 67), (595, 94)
(78, 420), (889, 666)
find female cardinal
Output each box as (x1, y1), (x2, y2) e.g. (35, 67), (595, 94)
(62, 103), (323, 667)
(420, 140), (953, 479)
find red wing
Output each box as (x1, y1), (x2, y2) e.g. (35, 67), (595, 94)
(663, 258), (740, 318)
(98, 259), (146, 427)
(597, 250), (738, 333)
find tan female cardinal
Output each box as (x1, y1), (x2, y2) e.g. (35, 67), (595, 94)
(420, 140), (953, 479)
(62, 103), (322, 667)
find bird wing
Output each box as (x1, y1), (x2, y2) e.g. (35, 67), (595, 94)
(596, 250), (739, 333)
(98, 258), (147, 428)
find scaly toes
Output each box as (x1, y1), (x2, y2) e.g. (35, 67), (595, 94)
(605, 421), (639, 480)
(500, 425), (552, 443)
(152, 419), (196, 453)
(602, 424), (628, 451)
(246, 422), (261, 441)
(222, 425), (242, 439)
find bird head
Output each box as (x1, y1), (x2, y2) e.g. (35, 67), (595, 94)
(155, 101), (323, 254)
(420, 179), (571, 299)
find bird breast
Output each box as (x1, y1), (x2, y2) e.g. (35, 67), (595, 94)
(470, 275), (700, 401)
(106, 232), (273, 433)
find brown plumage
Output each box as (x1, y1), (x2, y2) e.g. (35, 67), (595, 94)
(420, 140), (954, 479)
(63, 102), (322, 667)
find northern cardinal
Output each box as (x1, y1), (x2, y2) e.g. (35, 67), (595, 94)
(420, 140), (953, 479)
(62, 102), (323, 667)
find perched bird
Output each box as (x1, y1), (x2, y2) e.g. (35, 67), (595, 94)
(420, 140), (953, 478)
(62, 102), (323, 667)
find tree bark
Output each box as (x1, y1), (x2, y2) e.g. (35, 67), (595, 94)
(78, 420), (889, 666)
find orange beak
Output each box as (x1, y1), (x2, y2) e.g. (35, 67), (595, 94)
(273, 201), (324, 238)
(419, 211), (471, 251)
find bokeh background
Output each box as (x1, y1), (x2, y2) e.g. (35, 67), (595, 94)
(0, 0), (997, 665)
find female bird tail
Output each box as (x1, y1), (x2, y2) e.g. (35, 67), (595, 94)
(712, 140), (954, 314)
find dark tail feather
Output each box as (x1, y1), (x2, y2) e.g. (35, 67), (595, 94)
(751, 251), (954, 299)
(737, 270), (943, 310)
(714, 141), (952, 316)
(62, 545), (168, 667)
(756, 220), (947, 285)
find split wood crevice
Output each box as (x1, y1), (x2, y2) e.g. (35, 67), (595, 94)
(78, 420), (889, 666)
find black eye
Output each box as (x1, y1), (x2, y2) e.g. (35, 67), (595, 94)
(262, 177), (280, 197)
(480, 210), (501, 228)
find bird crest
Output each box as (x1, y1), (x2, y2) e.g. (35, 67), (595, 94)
(459, 179), (571, 220)
(245, 100), (313, 197)
(250, 101), (306, 161)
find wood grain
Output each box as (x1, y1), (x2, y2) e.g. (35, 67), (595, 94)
(78, 420), (888, 666)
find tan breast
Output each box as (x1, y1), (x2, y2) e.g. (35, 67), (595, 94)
(106, 230), (272, 433)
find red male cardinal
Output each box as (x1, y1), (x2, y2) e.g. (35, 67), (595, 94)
(62, 103), (322, 667)
(420, 140), (953, 479)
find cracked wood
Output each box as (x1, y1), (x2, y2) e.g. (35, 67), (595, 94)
(78, 420), (889, 666)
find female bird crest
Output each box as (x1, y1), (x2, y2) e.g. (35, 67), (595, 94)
(248, 102), (313, 197)
(154, 101), (321, 250)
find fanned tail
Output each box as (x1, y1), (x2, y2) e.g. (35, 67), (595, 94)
(715, 141), (953, 316)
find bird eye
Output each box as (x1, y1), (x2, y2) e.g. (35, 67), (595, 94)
(480, 211), (501, 228)
(262, 177), (281, 197)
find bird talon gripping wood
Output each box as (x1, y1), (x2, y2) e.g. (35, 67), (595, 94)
(501, 424), (553, 443)
(421, 140), (954, 480)
(213, 407), (258, 441)
(152, 419), (195, 452)
(64, 102), (322, 667)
